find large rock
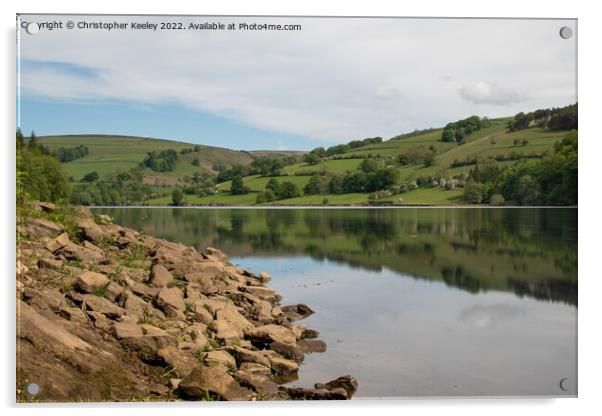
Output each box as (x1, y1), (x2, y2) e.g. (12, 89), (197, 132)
(123, 292), (166, 321)
(177, 365), (254, 401)
(205, 350), (236, 368)
(183, 261), (225, 282)
(192, 302), (214, 324)
(233, 371), (278, 396)
(280, 386), (348, 400)
(77, 217), (107, 243)
(148, 264), (173, 288)
(80, 295), (126, 319)
(241, 286), (280, 302)
(156, 346), (200, 378)
(44, 232), (71, 253)
(60, 243), (105, 264)
(246, 324), (297, 346)
(18, 300), (94, 353)
(281, 304), (315, 321)
(28, 218), (64, 237)
(155, 287), (185, 319)
(239, 362), (271, 376)
(261, 350), (300, 375)
(213, 319), (242, 345)
(76, 271), (110, 293)
(226, 345), (271, 368)
(21, 287), (65, 312)
(314, 375), (358, 399)
(215, 303), (254, 334)
(118, 323), (177, 358)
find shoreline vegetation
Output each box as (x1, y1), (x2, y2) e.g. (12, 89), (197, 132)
(16, 200), (358, 401)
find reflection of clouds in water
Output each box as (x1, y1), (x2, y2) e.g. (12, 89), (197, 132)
(459, 304), (525, 328)
(375, 308), (402, 323)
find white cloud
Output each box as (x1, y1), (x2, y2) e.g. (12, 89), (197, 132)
(374, 86), (401, 101)
(18, 16), (576, 143)
(458, 81), (528, 105)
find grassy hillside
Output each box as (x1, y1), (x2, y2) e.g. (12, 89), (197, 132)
(38, 135), (302, 184)
(36, 105), (575, 206)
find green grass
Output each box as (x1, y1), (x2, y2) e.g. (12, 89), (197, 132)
(38, 135), (299, 182)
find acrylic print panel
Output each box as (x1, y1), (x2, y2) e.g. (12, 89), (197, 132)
(16, 15), (577, 402)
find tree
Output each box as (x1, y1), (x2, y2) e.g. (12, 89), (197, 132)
(423, 152), (436, 167)
(455, 129), (465, 142)
(303, 153), (320, 165)
(17, 130), (70, 203)
(256, 189), (276, 203)
(191, 158), (200, 167)
(343, 171), (368, 193)
(304, 174), (330, 195)
(277, 182), (301, 199)
(441, 128), (454, 142)
(309, 147), (326, 158)
(171, 188), (184, 206)
(82, 171), (99, 183)
(464, 181), (485, 204)
(230, 176), (250, 195)
(516, 175), (542, 205)
(359, 158), (379, 173)
(265, 178), (281, 195)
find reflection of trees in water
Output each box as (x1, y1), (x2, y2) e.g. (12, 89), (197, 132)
(441, 266), (481, 294)
(507, 277), (577, 306)
(97, 207), (577, 306)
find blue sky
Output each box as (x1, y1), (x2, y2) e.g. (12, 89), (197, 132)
(18, 96), (321, 151)
(18, 16), (576, 151)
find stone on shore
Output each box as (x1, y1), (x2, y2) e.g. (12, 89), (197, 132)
(177, 365), (254, 401)
(76, 271), (110, 293)
(148, 264), (174, 288)
(155, 287), (186, 319)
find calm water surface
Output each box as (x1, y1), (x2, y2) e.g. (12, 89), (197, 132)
(95, 207), (577, 397)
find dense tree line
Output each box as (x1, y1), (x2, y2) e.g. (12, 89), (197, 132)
(53, 144), (89, 163)
(307, 137), (384, 159)
(250, 156), (297, 176)
(16, 129), (70, 204)
(216, 164), (250, 183)
(70, 169), (156, 206)
(256, 178), (301, 203)
(141, 149), (178, 172)
(463, 131), (577, 205)
(302, 166), (400, 196)
(507, 103), (577, 132)
(441, 116), (482, 143)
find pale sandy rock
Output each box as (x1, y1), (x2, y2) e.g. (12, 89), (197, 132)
(148, 264), (173, 288)
(77, 271), (110, 293)
(178, 365), (254, 401)
(155, 287), (185, 319)
(246, 324), (297, 346)
(205, 350), (236, 368)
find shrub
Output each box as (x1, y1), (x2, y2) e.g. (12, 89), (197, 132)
(171, 188), (184, 206)
(490, 194), (505, 206)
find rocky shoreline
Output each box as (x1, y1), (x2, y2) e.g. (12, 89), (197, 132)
(16, 201), (357, 402)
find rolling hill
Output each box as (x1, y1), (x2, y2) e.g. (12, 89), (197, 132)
(38, 134), (304, 185)
(36, 106), (575, 206)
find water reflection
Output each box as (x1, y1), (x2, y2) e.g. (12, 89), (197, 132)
(96, 207), (577, 306)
